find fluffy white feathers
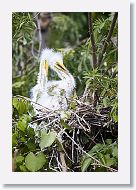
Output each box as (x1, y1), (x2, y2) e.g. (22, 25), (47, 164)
(31, 48), (75, 111)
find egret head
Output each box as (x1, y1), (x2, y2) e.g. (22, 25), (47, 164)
(40, 48), (69, 78)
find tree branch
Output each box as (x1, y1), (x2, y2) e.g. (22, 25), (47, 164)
(88, 13), (97, 68)
(97, 12), (118, 66)
(59, 151), (67, 172)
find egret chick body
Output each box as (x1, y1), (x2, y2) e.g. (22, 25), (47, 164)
(31, 48), (75, 112)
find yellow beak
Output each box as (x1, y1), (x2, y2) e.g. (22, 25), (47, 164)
(56, 61), (69, 75)
(43, 60), (49, 76)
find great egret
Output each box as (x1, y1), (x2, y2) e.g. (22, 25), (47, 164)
(31, 49), (75, 111)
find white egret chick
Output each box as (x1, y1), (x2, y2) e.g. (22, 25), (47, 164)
(30, 48), (75, 112)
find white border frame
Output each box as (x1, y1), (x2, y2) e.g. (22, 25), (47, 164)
(0, 0), (130, 184)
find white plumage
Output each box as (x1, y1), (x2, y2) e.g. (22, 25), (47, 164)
(31, 49), (75, 111)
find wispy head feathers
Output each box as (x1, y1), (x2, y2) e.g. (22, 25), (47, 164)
(40, 48), (63, 66)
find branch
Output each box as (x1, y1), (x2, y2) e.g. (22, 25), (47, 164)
(36, 17), (42, 57)
(88, 13), (97, 68)
(97, 12), (118, 66)
(59, 151), (67, 172)
(31, 13), (42, 58)
(12, 149), (18, 172)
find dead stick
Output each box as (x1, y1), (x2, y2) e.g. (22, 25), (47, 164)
(59, 152), (67, 172)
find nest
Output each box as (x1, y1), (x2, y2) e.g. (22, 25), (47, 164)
(26, 92), (117, 171)
(30, 94), (117, 137)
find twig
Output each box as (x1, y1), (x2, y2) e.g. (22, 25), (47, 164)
(49, 150), (54, 169)
(97, 13), (118, 66)
(71, 110), (90, 132)
(100, 132), (105, 145)
(72, 129), (75, 162)
(33, 12), (40, 20)
(55, 152), (63, 171)
(55, 127), (74, 163)
(30, 111), (56, 124)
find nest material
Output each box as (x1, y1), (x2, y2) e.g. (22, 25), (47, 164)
(30, 95), (117, 141)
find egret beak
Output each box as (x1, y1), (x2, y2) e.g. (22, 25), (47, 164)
(56, 61), (69, 75)
(44, 60), (49, 76)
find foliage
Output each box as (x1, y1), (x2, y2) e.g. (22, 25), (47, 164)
(25, 152), (47, 172)
(63, 45), (91, 95)
(39, 130), (56, 150)
(12, 12), (36, 42)
(84, 68), (118, 122)
(12, 13), (37, 96)
(47, 13), (79, 48)
(81, 139), (118, 172)
(12, 98), (48, 172)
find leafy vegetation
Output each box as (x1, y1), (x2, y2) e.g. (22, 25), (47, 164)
(12, 12), (118, 172)
(81, 139), (118, 172)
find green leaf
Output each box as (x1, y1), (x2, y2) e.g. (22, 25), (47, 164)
(60, 120), (72, 130)
(25, 152), (46, 172)
(112, 146), (118, 158)
(105, 154), (116, 166)
(106, 139), (112, 145)
(12, 98), (26, 115)
(16, 155), (24, 164)
(12, 98), (19, 110)
(112, 111), (118, 122)
(89, 143), (104, 153)
(95, 167), (107, 172)
(39, 130), (56, 150)
(70, 102), (76, 109)
(27, 141), (36, 151)
(21, 114), (31, 122)
(12, 81), (25, 89)
(27, 127), (35, 138)
(97, 152), (106, 165)
(18, 101), (26, 115)
(17, 119), (27, 132)
(81, 158), (92, 172)
(103, 97), (108, 107)
(12, 133), (17, 146)
(19, 165), (28, 172)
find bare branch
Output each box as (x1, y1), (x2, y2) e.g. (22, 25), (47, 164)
(59, 151), (67, 172)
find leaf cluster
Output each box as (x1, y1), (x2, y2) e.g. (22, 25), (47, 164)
(81, 139), (118, 172)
